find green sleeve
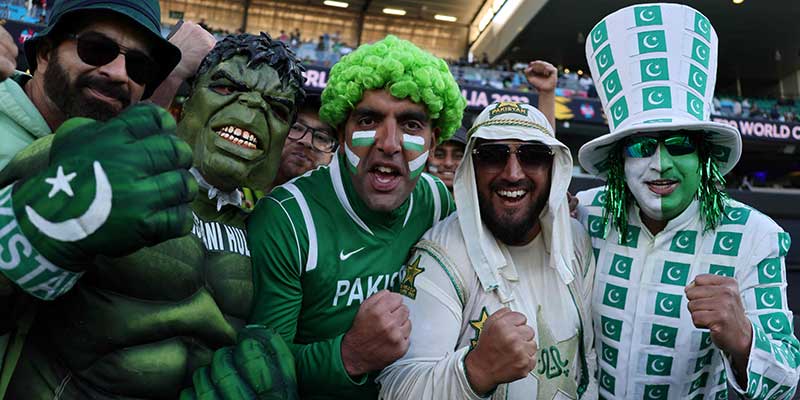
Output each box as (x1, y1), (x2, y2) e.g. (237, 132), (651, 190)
(247, 196), (367, 394)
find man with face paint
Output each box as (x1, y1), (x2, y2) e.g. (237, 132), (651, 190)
(575, 4), (800, 399)
(246, 35), (465, 399)
(378, 102), (597, 400)
(0, 34), (304, 399)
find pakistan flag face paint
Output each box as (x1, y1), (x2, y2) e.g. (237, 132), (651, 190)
(403, 134), (428, 178)
(345, 130), (376, 173)
(178, 55), (296, 192)
(624, 141), (700, 221)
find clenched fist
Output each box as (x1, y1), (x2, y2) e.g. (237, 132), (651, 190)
(524, 60), (557, 93)
(341, 290), (411, 377)
(465, 308), (537, 395)
(686, 274), (752, 356)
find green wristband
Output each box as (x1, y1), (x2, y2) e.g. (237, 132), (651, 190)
(0, 185), (83, 300)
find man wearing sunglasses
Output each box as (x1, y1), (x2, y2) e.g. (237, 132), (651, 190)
(378, 101), (597, 399)
(575, 4), (799, 399)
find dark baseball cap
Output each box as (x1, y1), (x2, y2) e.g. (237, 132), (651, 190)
(24, 0), (181, 98)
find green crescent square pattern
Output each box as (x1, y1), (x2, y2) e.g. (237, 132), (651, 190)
(637, 30), (667, 54)
(602, 70), (622, 101)
(620, 225), (640, 248)
(608, 254), (633, 280)
(609, 97), (629, 127)
(757, 257), (782, 284)
(634, 5), (663, 26)
(602, 283), (628, 310)
(588, 215), (607, 238)
(595, 45), (615, 77)
(601, 342), (618, 367)
(599, 369), (616, 394)
(590, 20), (608, 52)
(601, 315), (622, 341)
(688, 64), (708, 96)
(694, 12), (712, 42)
(687, 92), (705, 120)
(643, 86), (672, 111)
(721, 206), (751, 225)
(669, 230), (697, 254)
(700, 331), (712, 350)
(691, 38), (711, 68)
(779, 232), (791, 256)
(644, 384), (669, 400)
(694, 350), (713, 372)
(640, 58), (669, 82)
(709, 264), (734, 277)
(660, 261), (690, 286)
(759, 312), (792, 335)
(753, 323), (771, 352)
(755, 286), (783, 310)
(689, 372), (709, 394)
(712, 231), (742, 256)
(645, 354), (673, 376)
(649, 324), (677, 348)
(654, 292), (681, 318)
(592, 190), (607, 206)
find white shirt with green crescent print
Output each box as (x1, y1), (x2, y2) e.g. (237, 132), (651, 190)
(576, 187), (800, 400)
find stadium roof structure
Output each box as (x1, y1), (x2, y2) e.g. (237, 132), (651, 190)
(496, 0), (799, 96)
(296, 0), (485, 25)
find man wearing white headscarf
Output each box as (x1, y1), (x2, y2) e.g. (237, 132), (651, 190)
(377, 101), (597, 399)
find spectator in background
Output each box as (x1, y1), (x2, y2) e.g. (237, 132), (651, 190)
(198, 18), (209, 32)
(279, 30), (288, 42)
(270, 94), (337, 191)
(770, 104), (782, 121)
(426, 127), (466, 191)
(741, 98), (751, 117)
(732, 98), (742, 116)
(750, 102), (763, 119)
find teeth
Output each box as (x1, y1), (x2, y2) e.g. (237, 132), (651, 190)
(216, 125), (260, 149)
(377, 166), (395, 174)
(498, 189), (526, 198)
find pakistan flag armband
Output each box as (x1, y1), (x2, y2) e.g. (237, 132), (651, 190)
(0, 185), (82, 300)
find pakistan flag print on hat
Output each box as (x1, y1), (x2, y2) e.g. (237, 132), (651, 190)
(578, 3), (742, 178)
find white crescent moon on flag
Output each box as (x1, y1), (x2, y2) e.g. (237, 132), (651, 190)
(26, 161), (112, 242)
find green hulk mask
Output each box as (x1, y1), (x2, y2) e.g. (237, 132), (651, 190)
(179, 33), (306, 193)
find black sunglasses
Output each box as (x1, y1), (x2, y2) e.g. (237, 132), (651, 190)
(623, 133), (697, 158)
(66, 31), (157, 86)
(472, 143), (554, 171)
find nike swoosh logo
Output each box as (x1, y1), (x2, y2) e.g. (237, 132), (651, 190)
(339, 247), (365, 261)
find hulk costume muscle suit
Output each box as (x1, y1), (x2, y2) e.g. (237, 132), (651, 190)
(1, 34), (304, 399)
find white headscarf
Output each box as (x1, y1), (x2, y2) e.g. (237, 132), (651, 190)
(453, 102), (576, 303)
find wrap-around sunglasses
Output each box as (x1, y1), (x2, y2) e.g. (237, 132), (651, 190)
(623, 133), (697, 158)
(472, 143), (554, 171)
(66, 31), (157, 86)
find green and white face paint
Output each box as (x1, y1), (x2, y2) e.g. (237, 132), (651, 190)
(624, 143), (700, 221)
(345, 130), (376, 173)
(403, 134), (428, 178)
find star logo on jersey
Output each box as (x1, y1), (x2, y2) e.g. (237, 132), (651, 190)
(709, 264), (734, 277)
(640, 58), (669, 82)
(779, 232), (791, 256)
(637, 30), (667, 54)
(712, 232), (742, 256)
(601, 316), (622, 342)
(469, 307), (490, 348)
(755, 287), (782, 310)
(759, 312), (791, 335)
(399, 255), (424, 299)
(660, 261), (690, 286)
(643, 86), (672, 111)
(692, 38), (711, 68)
(654, 292), (681, 318)
(669, 230), (697, 254)
(690, 372), (709, 394)
(688, 64), (708, 96)
(608, 254), (633, 280)
(757, 257), (782, 284)
(601, 342), (618, 367)
(644, 384), (669, 400)
(635, 5), (662, 26)
(694, 12), (711, 41)
(694, 350), (714, 372)
(590, 21), (608, 51)
(645, 354), (673, 376)
(595, 45), (615, 77)
(602, 70), (622, 101)
(649, 324), (677, 348)
(588, 215), (607, 238)
(599, 369), (616, 394)
(602, 283), (628, 310)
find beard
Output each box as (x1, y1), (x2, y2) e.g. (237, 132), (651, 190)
(478, 178), (550, 246)
(43, 52), (131, 121)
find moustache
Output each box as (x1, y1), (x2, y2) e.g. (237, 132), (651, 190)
(490, 179), (534, 192)
(76, 75), (131, 106)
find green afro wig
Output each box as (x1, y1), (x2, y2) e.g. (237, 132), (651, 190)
(319, 35), (466, 142)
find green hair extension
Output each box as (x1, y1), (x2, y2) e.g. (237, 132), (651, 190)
(319, 35), (467, 142)
(602, 135), (729, 240)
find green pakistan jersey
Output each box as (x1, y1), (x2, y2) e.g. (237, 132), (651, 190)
(247, 153), (453, 399)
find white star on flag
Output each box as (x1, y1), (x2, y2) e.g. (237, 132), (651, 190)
(45, 166), (77, 198)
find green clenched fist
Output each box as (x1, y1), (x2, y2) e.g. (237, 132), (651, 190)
(9, 103), (196, 275)
(180, 326), (298, 400)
